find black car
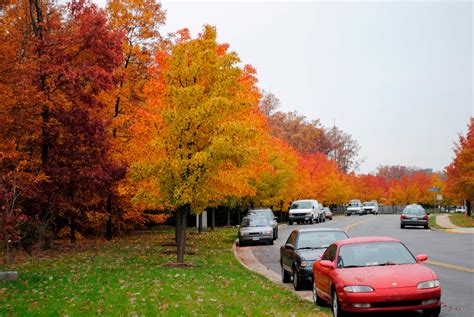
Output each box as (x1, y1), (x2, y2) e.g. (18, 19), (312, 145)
(247, 208), (278, 240)
(280, 228), (349, 290)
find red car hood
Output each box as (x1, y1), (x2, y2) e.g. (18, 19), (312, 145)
(337, 264), (436, 289)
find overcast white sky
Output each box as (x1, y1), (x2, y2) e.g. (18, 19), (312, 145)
(96, 0), (473, 174)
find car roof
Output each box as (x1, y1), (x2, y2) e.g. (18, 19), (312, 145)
(335, 236), (400, 246)
(294, 228), (346, 234)
(249, 208), (272, 212)
(292, 199), (316, 203)
(242, 215), (267, 220)
(404, 204), (424, 209)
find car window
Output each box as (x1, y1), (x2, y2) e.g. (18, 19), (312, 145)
(337, 242), (416, 268)
(286, 231), (298, 246)
(322, 244), (337, 261)
(296, 231), (348, 249)
(241, 218), (269, 227)
(248, 210), (273, 219)
(291, 201), (312, 209)
(403, 208), (425, 215)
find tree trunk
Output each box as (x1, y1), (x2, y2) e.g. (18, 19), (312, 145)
(237, 209), (241, 225)
(106, 195), (112, 240)
(198, 212), (202, 233)
(467, 200), (471, 217)
(70, 216), (76, 244)
(176, 205), (188, 263)
(280, 201), (284, 222)
(226, 208), (230, 227)
(211, 208), (215, 230)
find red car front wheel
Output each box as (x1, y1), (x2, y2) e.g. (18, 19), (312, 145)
(332, 291), (346, 317)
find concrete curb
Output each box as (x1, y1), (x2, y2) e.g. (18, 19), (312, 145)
(0, 271), (18, 281)
(232, 240), (313, 303)
(429, 227), (474, 234)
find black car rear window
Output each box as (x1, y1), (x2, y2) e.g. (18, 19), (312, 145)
(297, 231), (348, 249)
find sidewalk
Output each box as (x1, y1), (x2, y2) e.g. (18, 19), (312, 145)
(435, 214), (474, 234)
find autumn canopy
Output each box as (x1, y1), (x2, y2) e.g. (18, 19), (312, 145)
(0, 0), (470, 263)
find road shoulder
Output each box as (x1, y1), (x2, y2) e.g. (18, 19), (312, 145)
(232, 240), (313, 303)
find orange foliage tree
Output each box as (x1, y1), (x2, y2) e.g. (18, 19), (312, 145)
(294, 153), (352, 205)
(100, 0), (167, 238)
(445, 118), (473, 215)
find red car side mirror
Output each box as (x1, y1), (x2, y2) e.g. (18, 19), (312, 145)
(416, 254), (428, 262)
(320, 260), (334, 269)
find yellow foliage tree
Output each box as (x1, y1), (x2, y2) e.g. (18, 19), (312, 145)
(130, 26), (265, 263)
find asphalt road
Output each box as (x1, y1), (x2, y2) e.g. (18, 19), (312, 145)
(248, 214), (474, 317)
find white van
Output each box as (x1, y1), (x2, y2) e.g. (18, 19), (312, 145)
(289, 199), (325, 225)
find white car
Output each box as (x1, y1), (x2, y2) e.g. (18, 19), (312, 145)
(455, 206), (466, 213)
(346, 199), (363, 216)
(362, 201), (379, 215)
(288, 199), (325, 225)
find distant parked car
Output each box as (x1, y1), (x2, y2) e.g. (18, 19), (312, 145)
(323, 207), (333, 220)
(400, 204), (429, 229)
(312, 236), (441, 317)
(362, 201), (379, 215)
(288, 199), (325, 225)
(346, 199), (363, 216)
(280, 228), (348, 290)
(455, 206), (466, 213)
(247, 208), (278, 240)
(238, 217), (274, 246)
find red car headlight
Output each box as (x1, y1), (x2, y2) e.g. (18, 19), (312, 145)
(343, 285), (374, 293)
(417, 280), (440, 289)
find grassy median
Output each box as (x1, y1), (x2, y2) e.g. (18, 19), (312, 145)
(449, 213), (474, 228)
(0, 228), (326, 316)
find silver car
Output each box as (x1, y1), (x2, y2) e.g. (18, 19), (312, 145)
(238, 217), (274, 246)
(247, 208), (278, 239)
(400, 204), (429, 229)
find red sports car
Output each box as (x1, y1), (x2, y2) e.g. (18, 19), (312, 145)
(312, 236), (441, 317)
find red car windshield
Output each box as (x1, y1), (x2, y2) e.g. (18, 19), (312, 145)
(337, 241), (416, 268)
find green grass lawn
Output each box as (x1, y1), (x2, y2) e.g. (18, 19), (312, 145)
(449, 213), (474, 228)
(0, 228), (327, 316)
